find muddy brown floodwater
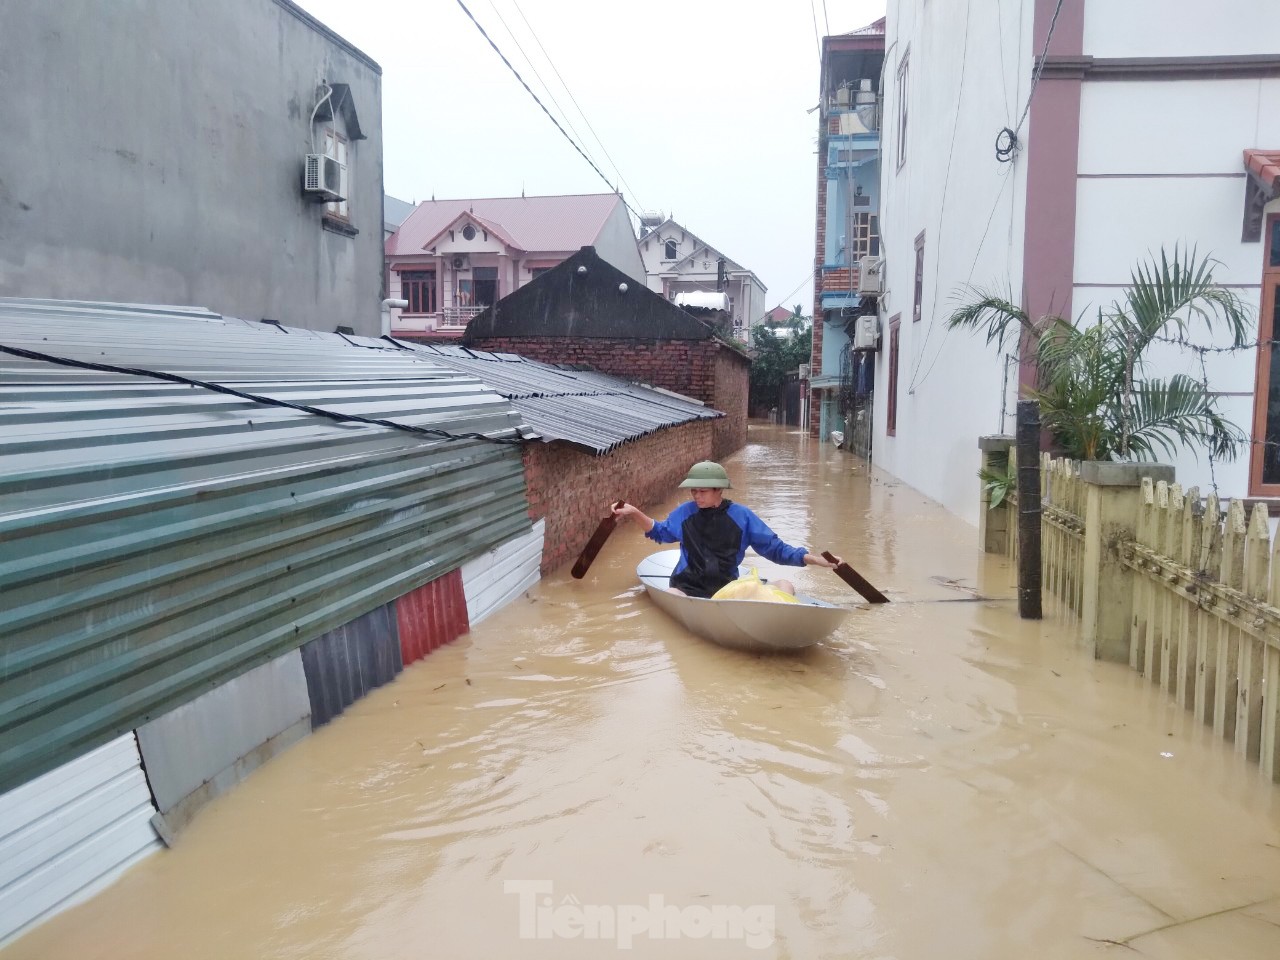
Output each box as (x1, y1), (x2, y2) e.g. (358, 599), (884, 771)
(7, 423), (1280, 959)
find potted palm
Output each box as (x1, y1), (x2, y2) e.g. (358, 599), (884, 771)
(950, 246), (1253, 469)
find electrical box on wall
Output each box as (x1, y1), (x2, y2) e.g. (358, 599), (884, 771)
(852, 314), (879, 352)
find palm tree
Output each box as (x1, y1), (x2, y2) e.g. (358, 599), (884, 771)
(948, 246), (1253, 463)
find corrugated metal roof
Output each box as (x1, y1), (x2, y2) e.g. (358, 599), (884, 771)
(396, 341), (723, 454)
(385, 193), (622, 256)
(0, 298), (535, 794)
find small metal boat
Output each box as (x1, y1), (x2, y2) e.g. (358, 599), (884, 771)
(636, 550), (852, 653)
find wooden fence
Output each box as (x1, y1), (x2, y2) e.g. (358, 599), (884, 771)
(980, 441), (1280, 782)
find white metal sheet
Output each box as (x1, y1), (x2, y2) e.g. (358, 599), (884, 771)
(0, 734), (159, 947)
(135, 650), (311, 815)
(461, 520), (545, 625)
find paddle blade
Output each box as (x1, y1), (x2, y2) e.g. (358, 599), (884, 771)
(821, 551), (890, 604)
(571, 501), (626, 579)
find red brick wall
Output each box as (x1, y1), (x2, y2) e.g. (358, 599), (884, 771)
(712, 349), (748, 459)
(468, 335), (749, 460)
(523, 420), (714, 574)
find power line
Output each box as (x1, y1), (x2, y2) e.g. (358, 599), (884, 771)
(507, 0), (645, 211)
(996, 0), (1065, 162)
(453, 0), (639, 219)
(821, 0), (831, 37)
(482, 0), (600, 193)
(807, 0), (823, 57)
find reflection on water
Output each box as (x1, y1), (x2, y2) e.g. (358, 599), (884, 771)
(6, 424), (1280, 960)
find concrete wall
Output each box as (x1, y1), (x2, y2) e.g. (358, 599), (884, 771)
(593, 203), (647, 284)
(1070, 6), (1280, 500)
(874, 0), (1032, 524)
(0, 0), (385, 335)
(523, 422), (715, 574)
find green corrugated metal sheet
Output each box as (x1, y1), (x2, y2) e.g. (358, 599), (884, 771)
(0, 299), (533, 794)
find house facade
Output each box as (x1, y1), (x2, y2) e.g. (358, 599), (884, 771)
(384, 193), (644, 339)
(808, 22), (886, 444)
(0, 0), (385, 336)
(637, 217), (767, 344)
(875, 0), (1280, 524)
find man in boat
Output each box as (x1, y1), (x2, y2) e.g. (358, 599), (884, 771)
(612, 461), (841, 598)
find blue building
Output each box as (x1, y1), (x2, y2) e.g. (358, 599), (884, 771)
(809, 20), (886, 449)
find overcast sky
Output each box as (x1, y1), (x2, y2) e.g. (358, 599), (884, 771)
(294, 0), (886, 320)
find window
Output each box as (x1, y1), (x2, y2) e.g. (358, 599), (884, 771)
(1249, 214), (1280, 493)
(400, 270), (436, 314)
(462, 224), (476, 241)
(913, 232), (926, 322)
(887, 315), (901, 435)
(456, 279), (473, 307)
(852, 213), (880, 261)
(473, 266), (498, 307)
(529, 267), (551, 279)
(896, 53), (909, 169)
(323, 129), (350, 221)
(664, 239), (678, 260)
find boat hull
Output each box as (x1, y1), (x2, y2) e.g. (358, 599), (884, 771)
(637, 550), (850, 652)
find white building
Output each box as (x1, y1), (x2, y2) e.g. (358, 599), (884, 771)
(875, 0), (1280, 524)
(637, 217), (767, 343)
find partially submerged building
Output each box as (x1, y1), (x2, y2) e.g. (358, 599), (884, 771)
(396, 344), (724, 573)
(0, 295), (730, 944)
(463, 246), (751, 461)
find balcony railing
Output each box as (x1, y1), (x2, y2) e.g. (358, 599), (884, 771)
(438, 306), (485, 329)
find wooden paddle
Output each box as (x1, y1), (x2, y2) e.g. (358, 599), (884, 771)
(571, 500), (626, 579)
(821, 551), (890, 604)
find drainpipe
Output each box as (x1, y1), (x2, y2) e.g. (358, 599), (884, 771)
(381, 298), (407, 337)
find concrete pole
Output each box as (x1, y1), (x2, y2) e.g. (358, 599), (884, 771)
(1079, 461), (1175, 661)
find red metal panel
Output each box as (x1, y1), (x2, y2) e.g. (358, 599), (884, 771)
(396, 570), (469, 667)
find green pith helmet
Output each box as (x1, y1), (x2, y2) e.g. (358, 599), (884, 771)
(678, 461), (732, 489)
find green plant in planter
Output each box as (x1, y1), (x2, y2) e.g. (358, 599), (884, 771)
(972, 455), (1013, 514)
(948, 247), (1253, 463)
(979, 451), (1014, 510)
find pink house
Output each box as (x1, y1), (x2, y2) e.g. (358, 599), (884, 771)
(384, 193), (645, 339)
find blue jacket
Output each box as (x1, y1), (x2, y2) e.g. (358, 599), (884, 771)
(646, 500), (808, 589)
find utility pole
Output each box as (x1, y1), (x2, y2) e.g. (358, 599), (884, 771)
(1016, 400), (1042, 619)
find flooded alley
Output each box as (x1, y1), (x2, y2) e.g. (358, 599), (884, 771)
(6, 424), (1280, 960)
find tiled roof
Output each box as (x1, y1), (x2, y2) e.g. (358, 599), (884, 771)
(386, 193), (624, 256)
(1245, 149), (1280, 194)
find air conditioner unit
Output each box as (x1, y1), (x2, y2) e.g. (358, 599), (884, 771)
(857, 256), (884, 296)
(451, 255), (469, 270)
(302, 154), (344, 202)
(852, 314), (880, 352)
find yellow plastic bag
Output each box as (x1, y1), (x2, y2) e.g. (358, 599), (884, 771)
(712, 567), (798, 603)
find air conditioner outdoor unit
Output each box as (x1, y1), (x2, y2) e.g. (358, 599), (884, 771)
(852, 314), (880, 352)
(857, 256), (884, 296)
(303, 153), (344, 202)
(451, 255), (469, 270)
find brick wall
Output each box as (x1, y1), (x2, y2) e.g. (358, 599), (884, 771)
(712, 349), (748, 459)
(468, 335), (749, 460)
(523, 420), (714, 574)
